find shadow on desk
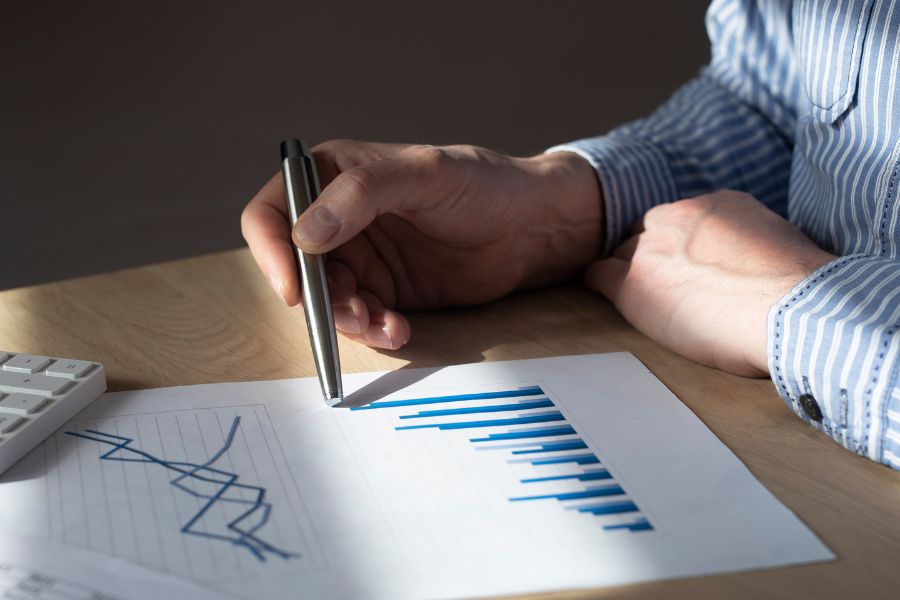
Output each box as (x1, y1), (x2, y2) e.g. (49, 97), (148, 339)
(338, 285), (631, 408)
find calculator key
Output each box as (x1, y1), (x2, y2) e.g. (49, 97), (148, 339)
(0, 394), (48, 416)
(0, 372), (70, 396)
(0, 415), (22, 433)
(3, 354), (51, 374)
(45, 359), (94, 379)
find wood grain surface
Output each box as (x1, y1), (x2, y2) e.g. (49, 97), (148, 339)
(1, 248), (897, 599)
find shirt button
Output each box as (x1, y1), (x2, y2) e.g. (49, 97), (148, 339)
(798, 394), (823, 422)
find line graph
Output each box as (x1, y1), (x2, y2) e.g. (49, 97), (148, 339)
(65, 416), (296, 562)
(37, 405), (313, 581)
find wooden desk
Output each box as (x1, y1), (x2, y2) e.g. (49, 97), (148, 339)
(1, 248), (897, 599)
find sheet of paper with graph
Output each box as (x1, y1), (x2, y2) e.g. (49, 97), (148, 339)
(0, 353), (832, 599)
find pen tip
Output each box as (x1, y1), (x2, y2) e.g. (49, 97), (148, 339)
(326, 393), (343, 407)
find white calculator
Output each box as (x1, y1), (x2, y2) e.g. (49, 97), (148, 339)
(0, 351), (106, 476)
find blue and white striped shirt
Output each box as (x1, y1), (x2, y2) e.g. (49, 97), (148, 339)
(552, 0), (900, 471)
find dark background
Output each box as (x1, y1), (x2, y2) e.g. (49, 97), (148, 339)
(1, 0), (710, 291)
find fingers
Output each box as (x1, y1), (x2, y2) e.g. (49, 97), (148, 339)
(292, 145), (446, 253)
(241, 172), (301, 305)
(243, 138), (421, 349)
(324, 260), (410, 349)
(583, 257), (630, 303)
(337, 289), (411, 350)
(242, 140), (415, 302)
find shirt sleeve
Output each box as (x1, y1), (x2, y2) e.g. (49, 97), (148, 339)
(769, 255), (900, 470)
(548, 0), (801, 254)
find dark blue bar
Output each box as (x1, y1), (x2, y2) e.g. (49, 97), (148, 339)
(603, 518), (653, 532)
(568, 501), (638, 515)
(351, 386), (544, 410)
(511, 440), (588, 454)
(509, 484), (625, 502)
(398, 399), (553, 419)
(521, 469), (611, 483)
(513, 454), (599, 466)
(470, 425), (576, 442)
(396, 412), (564, 431)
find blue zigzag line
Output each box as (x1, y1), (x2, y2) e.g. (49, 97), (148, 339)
(65, 416), (297, 562)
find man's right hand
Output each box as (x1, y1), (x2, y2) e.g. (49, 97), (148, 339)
(241, 140), (601, 349)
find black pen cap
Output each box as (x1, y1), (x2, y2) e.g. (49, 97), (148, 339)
(280, 139), (304, 161)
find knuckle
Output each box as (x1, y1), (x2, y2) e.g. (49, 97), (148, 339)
(405, 144), (452, 173)
(339, 166), (378, 200)
(311, 139), (355, 165)
(669, 197), (705, 217)
(312, 138), (351, 154)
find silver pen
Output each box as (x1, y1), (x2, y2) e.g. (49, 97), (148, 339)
(280, 139), (343, 405)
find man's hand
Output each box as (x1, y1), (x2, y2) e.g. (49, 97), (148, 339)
(584, 191), (835, 377)
(242, 141), (601, 349)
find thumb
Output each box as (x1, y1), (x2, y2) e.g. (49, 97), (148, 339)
(583, 257), (629, 303)
(291, 148), (439, 253)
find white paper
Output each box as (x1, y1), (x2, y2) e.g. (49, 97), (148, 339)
(0, 353), (832, 599)
(0, 531), (227, 599)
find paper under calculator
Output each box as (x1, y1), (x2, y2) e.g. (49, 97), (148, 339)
(0, 351), (106, 475)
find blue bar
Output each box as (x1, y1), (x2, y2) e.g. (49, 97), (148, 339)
(511, 440), (587, 454)
(603, 518), (653, 532)
(398, 399), (553, 419)
(351, 387), (544, 410)
(567, 501), (638, 515)
(510, 454), (600, 465)
(396, 412), (564, 431)
(521, 469), (611, 483)
(509, 484), (624, 502)
(470, 425), (575, 442)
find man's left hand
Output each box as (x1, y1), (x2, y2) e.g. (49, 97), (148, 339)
(584, 190), (835, 377)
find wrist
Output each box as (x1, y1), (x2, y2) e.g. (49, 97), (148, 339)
(752, 249), (836, 374)
(516, 151), (604, 289)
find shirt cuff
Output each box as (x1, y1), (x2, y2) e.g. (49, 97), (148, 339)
(767, 254), (900, 469)
(546, 134), (678, 255)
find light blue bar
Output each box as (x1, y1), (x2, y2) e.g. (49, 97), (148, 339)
(398, 399), (552, 419)
(511, 440), (587, 454)
(351, 387), (544, 410)
(469, 425), (576, 442)
(516, 410), (562, 418)
(509, 454), (599, 466)
(475, 436), (581, 451)
(396, 412), (564, 431)
(521, 469), (611, 483)
(566, 501), (639, 515)
(509, 484), (625, 502)
(603, 518), (653, 532)
(475, 441), (548, 451)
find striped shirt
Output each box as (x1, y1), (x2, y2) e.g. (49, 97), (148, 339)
(551, 0), (900, 471)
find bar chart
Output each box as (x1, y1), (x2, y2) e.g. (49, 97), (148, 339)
(352, 385), (653, 533)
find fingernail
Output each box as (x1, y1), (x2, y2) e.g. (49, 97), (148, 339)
(267, 274), (286, 303)
(368, 324), (393, 348)
(294, 206), (341, 246)
(333, 305), (361, 334)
